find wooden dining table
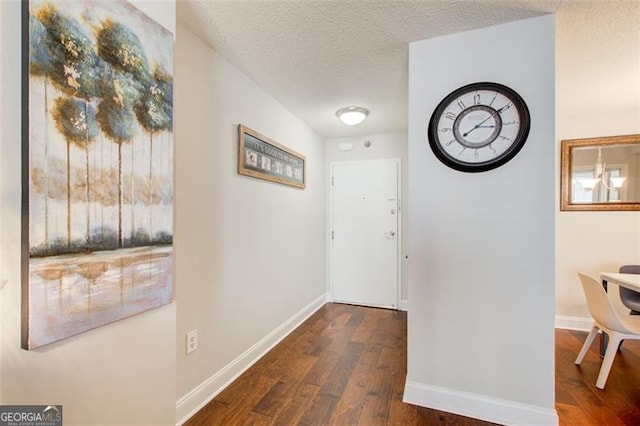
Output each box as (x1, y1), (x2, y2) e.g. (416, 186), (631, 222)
(598, 272), (640, 355)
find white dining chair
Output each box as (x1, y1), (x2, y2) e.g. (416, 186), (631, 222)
(575, 273), (640, 389)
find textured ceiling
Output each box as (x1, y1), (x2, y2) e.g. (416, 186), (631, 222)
(177, 0), (639, 139)
(555, 1), (640, 119)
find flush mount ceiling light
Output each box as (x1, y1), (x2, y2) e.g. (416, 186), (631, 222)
(336, 106), (369, 126)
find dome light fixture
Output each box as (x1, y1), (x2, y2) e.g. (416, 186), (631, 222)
(336, 106), (369, 126)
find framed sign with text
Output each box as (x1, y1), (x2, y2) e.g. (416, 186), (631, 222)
(238, 124), (306, 189)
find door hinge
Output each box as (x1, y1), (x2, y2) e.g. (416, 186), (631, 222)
(331, 230), (334, 240)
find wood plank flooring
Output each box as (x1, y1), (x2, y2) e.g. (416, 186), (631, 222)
(185, 303), (640, 425)
(556, 328), (640, 425)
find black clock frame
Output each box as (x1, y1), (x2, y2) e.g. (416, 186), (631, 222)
(427, 82), (531, 173)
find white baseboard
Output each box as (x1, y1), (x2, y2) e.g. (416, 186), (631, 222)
(175, 293), (327, 425)
(403, 380), (558, 426)
(554, 315), (593, 332)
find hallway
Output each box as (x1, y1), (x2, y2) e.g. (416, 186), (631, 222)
(186, 303), (496, 425)
(186, 303), (640, 425)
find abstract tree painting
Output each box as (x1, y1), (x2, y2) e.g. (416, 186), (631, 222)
(22, 0), (174, 349)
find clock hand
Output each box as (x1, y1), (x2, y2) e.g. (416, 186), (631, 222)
(462, 104), (508, 137)
(463, 118), (494, 137)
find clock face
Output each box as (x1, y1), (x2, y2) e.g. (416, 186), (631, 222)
(428, 82), (530, 173)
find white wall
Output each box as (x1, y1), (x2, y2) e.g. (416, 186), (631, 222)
(174, 24), (326, 422)
(325, 133), (408, 305)
(0, 1), (177, 424)
(405, 16), (557, 425)
(555, 2), (640, 326)
(555, 110), (640, 323)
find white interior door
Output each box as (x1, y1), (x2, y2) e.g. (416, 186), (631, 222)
(330, 159), (400, 309)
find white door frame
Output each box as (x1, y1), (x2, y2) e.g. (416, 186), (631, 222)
(328, 158), (402, 309)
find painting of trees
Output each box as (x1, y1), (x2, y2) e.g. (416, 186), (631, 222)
(136, 65), (173, 242)
(27, 1), (173, 256)
(96, 79), (138, 248)
(51, 96), (99, 250)
(28, 15), (55, 248)
(96, 19), (149, 246)
(24, 0), (174, 350)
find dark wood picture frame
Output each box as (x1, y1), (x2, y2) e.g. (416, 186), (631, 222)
(238, 124), (306, 189)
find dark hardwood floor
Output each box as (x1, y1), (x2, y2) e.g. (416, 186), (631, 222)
(185, 303), (640, 425)
(556, 328), (640, 425)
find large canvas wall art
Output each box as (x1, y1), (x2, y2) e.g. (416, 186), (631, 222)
(22, 0), (174, 349)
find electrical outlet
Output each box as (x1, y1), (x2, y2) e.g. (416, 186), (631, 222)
(186, 329), (198, 354)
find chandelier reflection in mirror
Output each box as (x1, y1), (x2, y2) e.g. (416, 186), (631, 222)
(576, 147), (627, 202)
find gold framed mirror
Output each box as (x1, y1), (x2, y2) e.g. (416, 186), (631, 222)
(561, 134), (640, 211)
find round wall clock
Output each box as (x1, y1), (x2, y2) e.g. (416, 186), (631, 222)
(427, 82), (530, 173)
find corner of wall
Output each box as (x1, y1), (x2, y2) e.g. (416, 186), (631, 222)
(403, 381), (559, 426)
